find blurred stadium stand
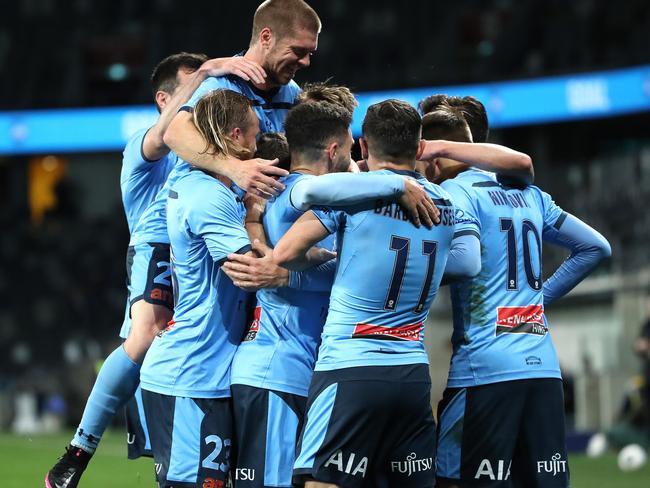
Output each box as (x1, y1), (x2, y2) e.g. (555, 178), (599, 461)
(0, 0), (649, 438)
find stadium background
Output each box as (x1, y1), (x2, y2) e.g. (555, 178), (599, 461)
(1, 0), (649, 485)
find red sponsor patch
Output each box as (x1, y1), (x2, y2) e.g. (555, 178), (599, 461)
(496, 305), (544, 327)
(352, 322), (423, 341)
(243, 306), (261, 341)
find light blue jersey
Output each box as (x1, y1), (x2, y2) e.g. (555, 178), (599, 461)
(120, 127), (177, 233)
(184, 75), (300, 133)
(131, 75), (299, 246)
(442, 169), (565, 387)
(312, 169), (456, 371)
(129, 161), (190, 246)
(140, 169), (251, 398)
(230, 173), (336, 396)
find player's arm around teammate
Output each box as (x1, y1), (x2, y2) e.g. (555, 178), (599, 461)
(163, 0), (325, 198)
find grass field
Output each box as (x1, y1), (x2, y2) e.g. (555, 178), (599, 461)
(1, 430), (648, 487)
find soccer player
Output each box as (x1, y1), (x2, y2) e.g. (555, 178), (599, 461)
(45, 51), (280, 488)
(419, 94), (490, 143)
(164, 0), (322, 197)
(45, 53), (253, 488)
(422, 105), (611, 488)
(138, 89), (261, 488)
(224, 100), (441, 488)
(271, 99), (458, 488)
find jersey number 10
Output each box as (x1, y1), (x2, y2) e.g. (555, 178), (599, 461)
(500, 218), (542, 291)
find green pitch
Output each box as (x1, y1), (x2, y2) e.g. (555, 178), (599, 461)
(1, 430), (648, 487)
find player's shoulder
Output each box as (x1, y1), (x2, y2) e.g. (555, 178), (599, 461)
(520, 183), (554, 209)
(122, 127), (148, 157)
(442, 169), (496, 197)
(196, 75), (244, 97)
(420, 178), (453, 204)
(174, 169), (232, 203)
(282, 79), (302, 100)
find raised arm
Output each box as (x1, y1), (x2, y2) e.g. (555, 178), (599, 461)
(420, 140), (534, 184)
(144, 56), (266, 162)
(542, 213), (611, 305)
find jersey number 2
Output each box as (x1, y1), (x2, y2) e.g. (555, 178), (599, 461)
(384, 235), (438, 313)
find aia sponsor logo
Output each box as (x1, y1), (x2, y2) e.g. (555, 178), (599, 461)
(495, 305), (547, 336)
(324, 450), (368, 478)
(475, 459), (511, 481)
(352, 322), (423, 342)
(243, 307), (261, 342)
(390, 452), (433, 477)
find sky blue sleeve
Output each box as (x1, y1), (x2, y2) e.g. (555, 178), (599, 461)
(443, 233), (482, 282)
(311, 207), (346, 235)
(288, 259), (336, 292)
(542, 212), (611, 305)
(441, 179), (481, 236)
(182, 77), (238, 110)
(189, 183), (251, 263)
(289, 173), (404, 211)
(122, 127), (159, 176)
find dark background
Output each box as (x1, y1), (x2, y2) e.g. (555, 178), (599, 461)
(0, 0), (649, 429)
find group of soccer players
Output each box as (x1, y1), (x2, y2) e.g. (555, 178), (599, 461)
(45, 1), (612, 487)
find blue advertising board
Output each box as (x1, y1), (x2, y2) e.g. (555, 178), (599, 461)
(1, 64), (650, 155)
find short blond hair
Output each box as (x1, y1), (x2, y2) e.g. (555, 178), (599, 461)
(250, 0), (321, 45)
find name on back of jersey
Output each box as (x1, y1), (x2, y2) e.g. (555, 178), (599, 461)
(374, 198), (455, 226)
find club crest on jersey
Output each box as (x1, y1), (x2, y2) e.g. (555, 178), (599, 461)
(352, 322), (423, 341)
(495, 305), (547, 336)
(243, 306), (261, 341)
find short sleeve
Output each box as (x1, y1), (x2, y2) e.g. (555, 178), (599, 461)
(311, 207), (346, 235)
(122, 128), (160, 175)
(183, 77), (240, 110)
(539, 189), (566, 234)
(441, 179), (480, 237)
(188, 182), (251, 263)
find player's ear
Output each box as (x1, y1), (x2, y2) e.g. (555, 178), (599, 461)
(155, 91), (169, 111)
(415, 139), (426, 161)
(259, 27), (273, 49)
(359, 137), (369, 160)
(326, 141), (338, 162)
(230, 127), (242, 142)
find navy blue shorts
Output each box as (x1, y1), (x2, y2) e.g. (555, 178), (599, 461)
(231, 384), (306, 487)
(436, 378), (569, 488)
(124, 384), (152, 459)
(120, 242), (174, 339)
(142, 390), (233, 488)
(293, 364), (436, 488)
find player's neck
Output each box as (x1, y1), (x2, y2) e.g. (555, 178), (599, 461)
(438, 161), (470, 181)
(367, 155), (416, 173)
(243, 47), (280, 91)
(290, 155), (329, 176)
